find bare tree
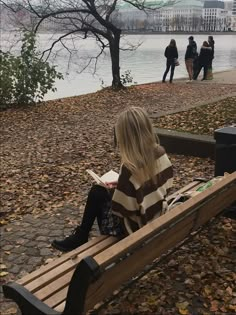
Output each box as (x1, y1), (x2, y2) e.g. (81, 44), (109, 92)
(0, 0), (174, 89)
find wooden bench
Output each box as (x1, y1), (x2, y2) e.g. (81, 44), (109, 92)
(3, 172), (236, 315)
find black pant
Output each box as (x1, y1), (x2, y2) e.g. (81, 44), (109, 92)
(194, 64), (208, 80)
(163, 60), (175, 82)
(80, 185), (111, 234)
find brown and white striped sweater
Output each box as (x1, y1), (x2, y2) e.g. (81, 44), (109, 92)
(112, 146), (173, 235)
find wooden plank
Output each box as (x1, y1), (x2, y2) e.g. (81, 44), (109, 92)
(36, 270), (73, 302)
(53, 174), (236, 313)
(94, 173), (236, 268)
(54, 301), (65, 313)
(167, 180), (203, 201)
(83, 175), (236, 311)
(33, 236), (118, 301)
(18, 235), (109, 286)
(55, 212), (196, 313)
(194, 183), (236, 229)
(86, 213), (196, 311)
(17, 180), (200, 287)
(44, 286), (68, 309)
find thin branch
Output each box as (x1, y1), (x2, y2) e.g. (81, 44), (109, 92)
(41, 29), (79, 61)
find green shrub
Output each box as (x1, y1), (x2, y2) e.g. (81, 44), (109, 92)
(0, 31), (63, 109)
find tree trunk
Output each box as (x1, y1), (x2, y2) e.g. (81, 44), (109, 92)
(109, 30), (123, 89)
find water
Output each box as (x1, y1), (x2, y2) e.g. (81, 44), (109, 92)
(2, 33), (236, 100)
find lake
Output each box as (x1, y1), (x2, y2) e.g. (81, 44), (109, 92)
(2, 33), (236, 100)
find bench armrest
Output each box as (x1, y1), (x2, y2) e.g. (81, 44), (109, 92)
(3, 282), (60, 315)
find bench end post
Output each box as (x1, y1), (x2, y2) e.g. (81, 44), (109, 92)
(63, 256), (101, 315)
(3, 282), (60, 315)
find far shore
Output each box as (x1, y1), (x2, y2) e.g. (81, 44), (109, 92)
(122, 31), (236, 36)
(35, 30), (236, 35)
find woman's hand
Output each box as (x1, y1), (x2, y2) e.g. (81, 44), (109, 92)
(105, 181), (118, 189)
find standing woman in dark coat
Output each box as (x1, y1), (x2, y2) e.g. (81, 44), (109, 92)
(194, 41), (212, 81)
(162, 39), (178, 83)
(208, 35), (215, 68)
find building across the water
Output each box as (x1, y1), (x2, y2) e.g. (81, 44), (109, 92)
(0, 0), (235, 32)
(202, 1), (231, 31)
(231, 0), (236, 30)
(116, 0), (234, 32)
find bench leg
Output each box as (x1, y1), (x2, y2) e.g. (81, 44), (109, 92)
(63, 256), (101, 315)
(3, 283), (60, 315)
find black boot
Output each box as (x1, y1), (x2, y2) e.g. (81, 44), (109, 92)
(51, 227), (88, 252)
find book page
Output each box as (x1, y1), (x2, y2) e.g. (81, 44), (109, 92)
(86, 169), (119, 186)
(100, 170), (119, 183)
(86, 170), (104, 185)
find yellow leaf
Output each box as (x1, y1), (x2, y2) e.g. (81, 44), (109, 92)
(0, 220), (8, 225)
(226, 286), (232, 296)
(0, 271), (9, 277)
(179, 309), (189, 315)
(204, 285), (212, 296)
(1, 307), (18, 315)
(176, 301), (189, 309)
(229, 305), (236, 311)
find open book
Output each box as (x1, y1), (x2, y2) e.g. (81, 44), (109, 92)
(86, 169), (119, 187)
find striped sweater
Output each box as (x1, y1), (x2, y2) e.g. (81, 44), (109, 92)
(112, 146), (173, 235)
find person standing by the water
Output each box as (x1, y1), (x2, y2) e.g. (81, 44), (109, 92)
(207, 35), (215, 80)
(185, 36), (198, 82)
(194, 41), (212, 81)
(208, 36), (215, 67)
(162, 39), (178, 84)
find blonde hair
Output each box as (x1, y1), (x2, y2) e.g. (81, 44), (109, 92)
(115, 107), (159, 184)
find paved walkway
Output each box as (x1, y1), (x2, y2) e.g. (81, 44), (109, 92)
(0, 70), (235, 315)
(177, 68), (236, 85)
(0, 203), (100, 315)
(207, 69), (236, 85)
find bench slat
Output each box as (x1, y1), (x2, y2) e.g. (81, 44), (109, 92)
(52, 209), (196, 313)
(94, 173), (236, 268)
(195, 184), (236, 228)
(18, 235), (109, 286)
(17, 180), (201, 288)
(43, 286), (68, 309)
(82, 174), (236, 311)
(35, 181), (204, 310)
(85, 216), (194, 311)
(167, 180), (203, 201)
(33, 236), (118, 302)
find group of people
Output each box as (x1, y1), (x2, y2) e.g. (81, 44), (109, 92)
(162, 35), (215, 83)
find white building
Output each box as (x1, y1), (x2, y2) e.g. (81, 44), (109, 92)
(116, 0), (166, 31)
(117, 0), (204, 31)
(202, 1), (231, 31)
(169, 0), (203, 31)
(231, 0), (236, 30)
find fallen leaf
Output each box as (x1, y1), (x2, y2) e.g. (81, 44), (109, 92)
(1, 307), (18, 315)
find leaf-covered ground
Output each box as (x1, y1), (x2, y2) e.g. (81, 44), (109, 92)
(0, 82), (236, 315)
(152, 96), (236, 135)
(1, 83), (235, 225)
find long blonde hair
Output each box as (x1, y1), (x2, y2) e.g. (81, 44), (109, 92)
(115, 107), (159, 183)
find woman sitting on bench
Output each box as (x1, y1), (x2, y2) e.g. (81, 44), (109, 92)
(52, 107), (173, 252)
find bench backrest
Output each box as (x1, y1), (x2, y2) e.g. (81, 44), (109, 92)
(59, 172), (236, 314)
